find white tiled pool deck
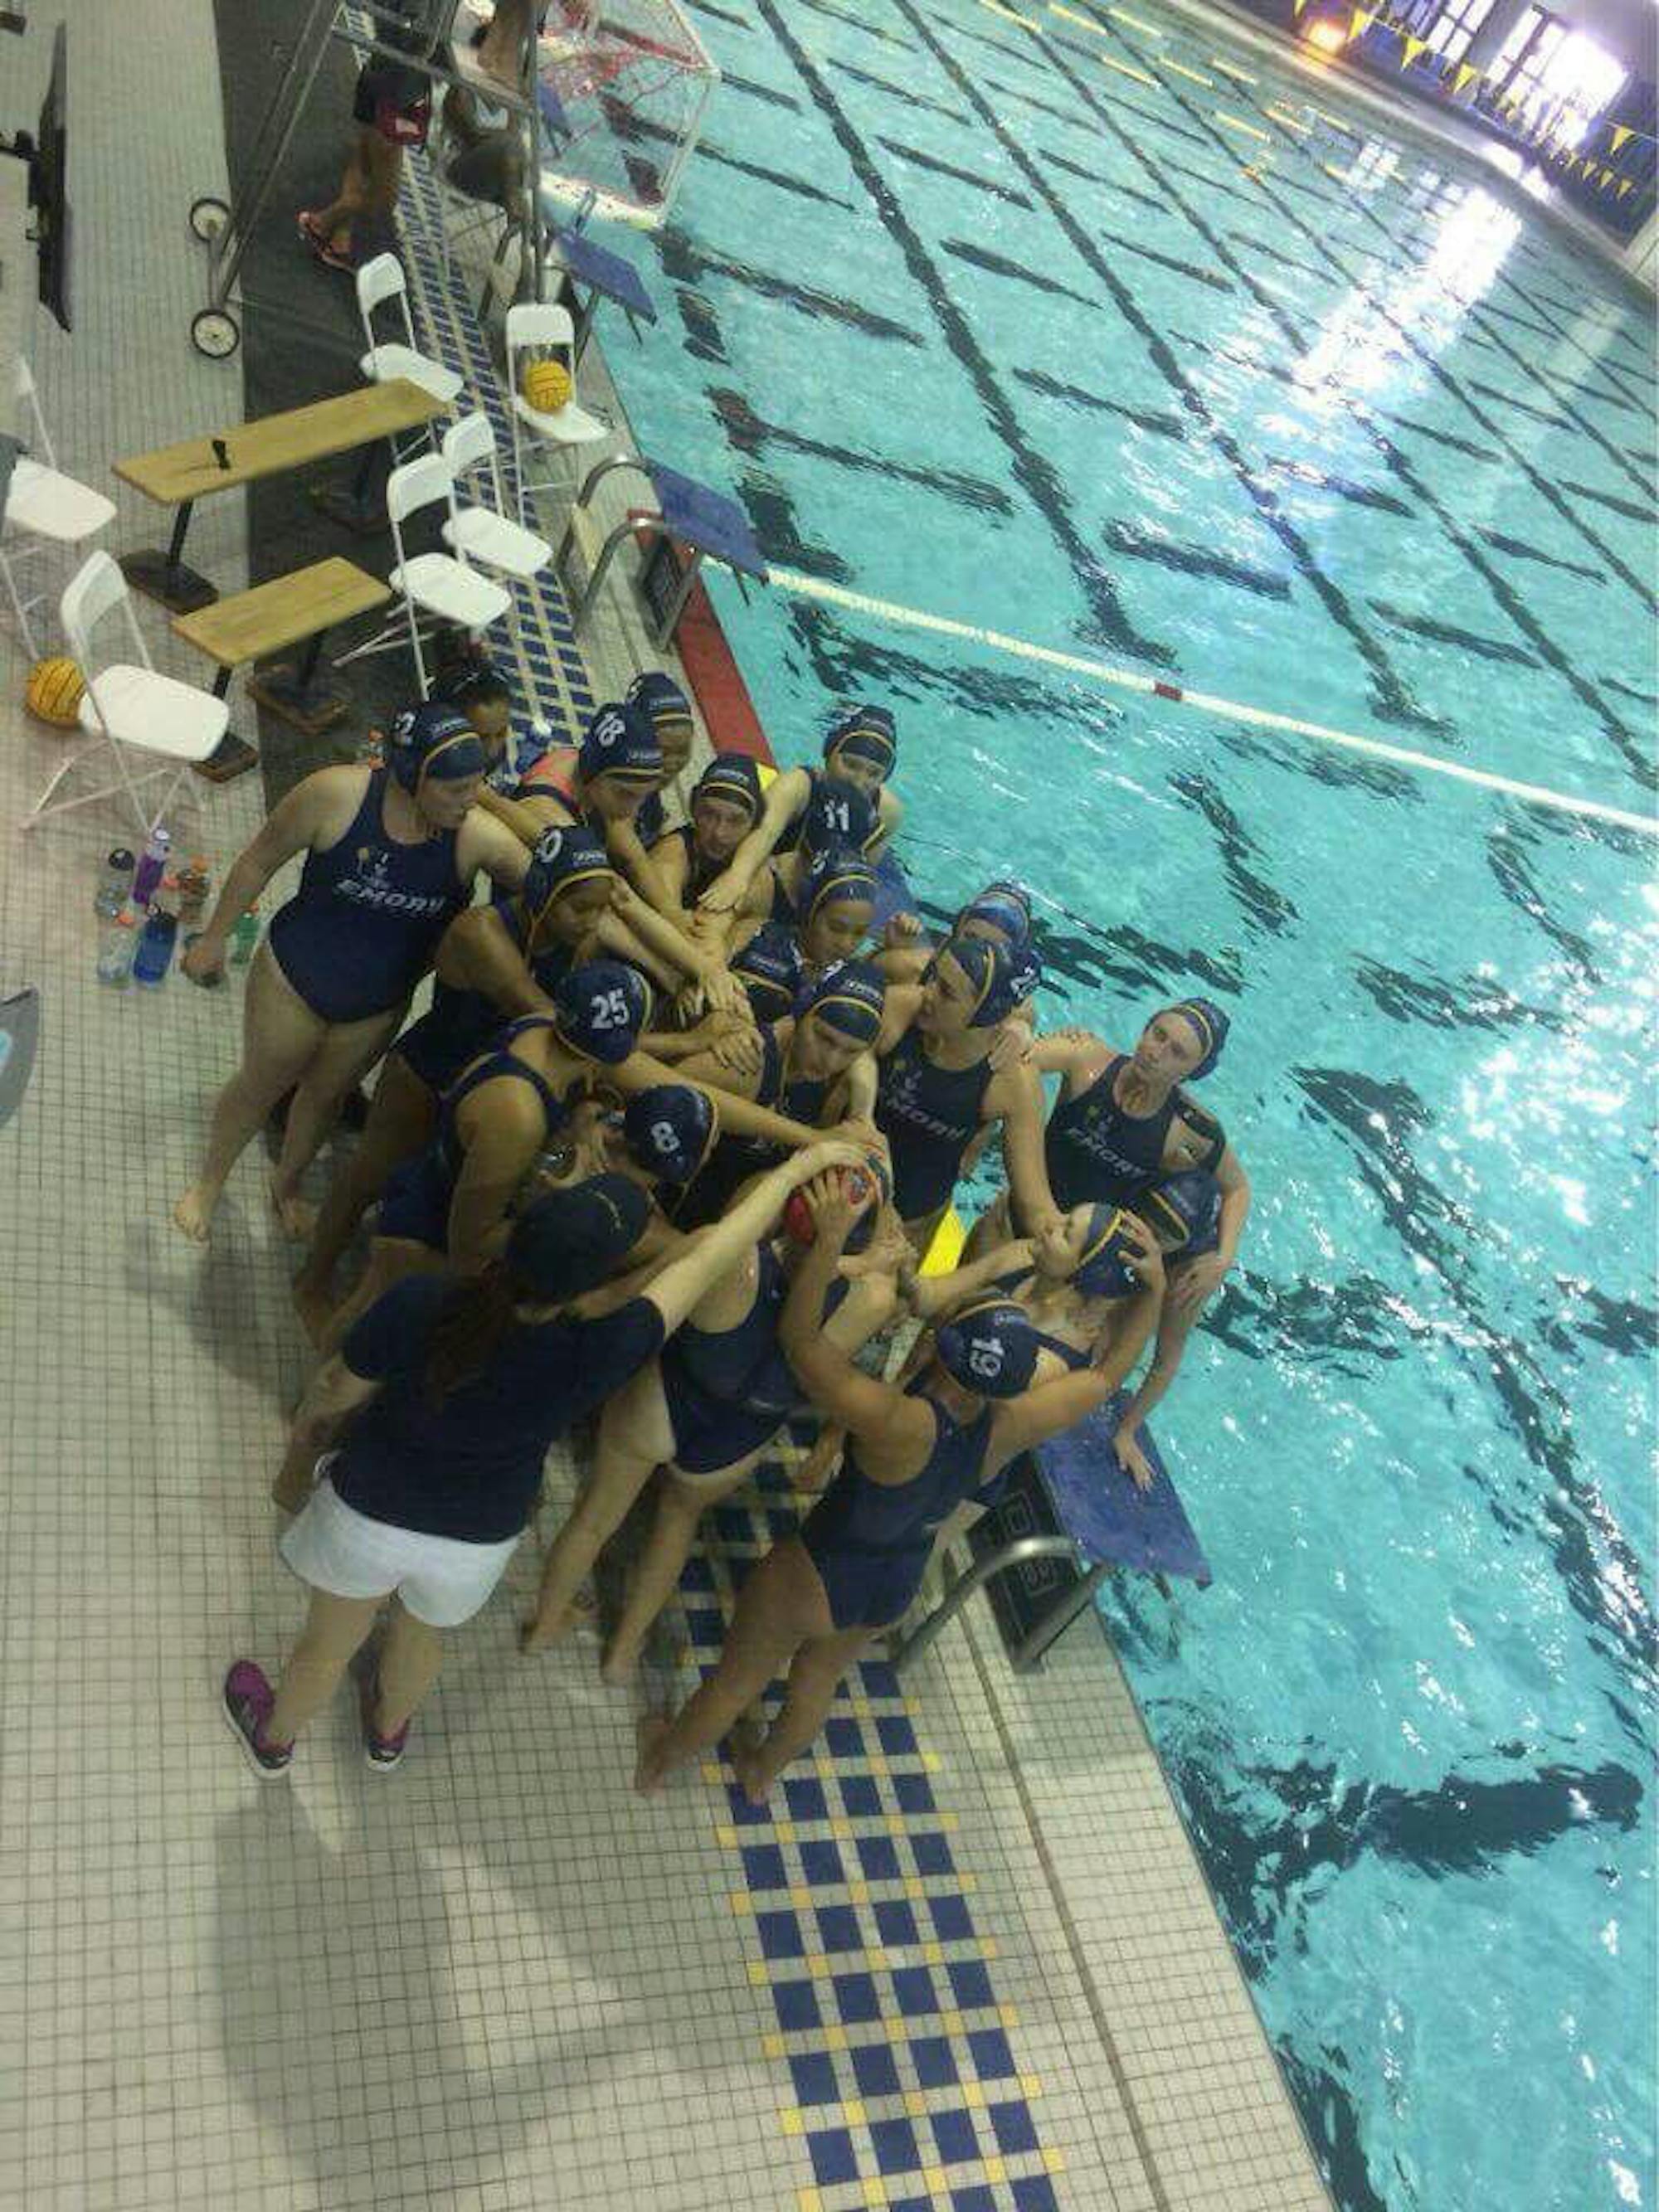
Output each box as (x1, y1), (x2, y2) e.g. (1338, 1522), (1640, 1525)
(0, 6), (1332, 2209)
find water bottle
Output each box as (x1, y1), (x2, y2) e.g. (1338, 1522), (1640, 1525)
(96, 918), (136, 989)
(95, 848), (134, 920)
(230, 907), (260, 967)
(132, 902), (179, 987)
(131, 825), (171, 912)
(176, 855), (212, 931)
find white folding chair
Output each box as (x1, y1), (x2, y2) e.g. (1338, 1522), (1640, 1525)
(440, 413), (552, 580)
(355, 253), (465, 431)
(336, 454), (509, 697)
(505, 302), (610, 526)
(25, 552), (228, 837)
(1, 360), (117, 656)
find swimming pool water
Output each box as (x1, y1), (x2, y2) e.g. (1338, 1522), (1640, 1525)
(600, 5), (1657, 2208)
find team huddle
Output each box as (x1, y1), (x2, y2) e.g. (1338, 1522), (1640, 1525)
(180, 664), (1249, 1793)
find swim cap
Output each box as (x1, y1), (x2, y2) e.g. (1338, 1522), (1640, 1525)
(980, 878), (1032, 926)
(935, 935), (1019, 1028)
(802, 958), (886, 1046)
(693, 752), (762, 825)
(1072, 1206), (1141, 1300)
(957, 887), (1030, 946)
(935, 1299), (1039, 1399)
(622, 1084), (718, 1187)
(578, 701), (662, 786)
(385, 702), (486, 793)
(523, 824), (612, 927)
(552, 960), (652, 1065)
(1141, 1170), (1223, 1258)
(508, 1173), (651, 1303)
(796, 848), (878, 931)
(626, 671), (693, 744)
(1164, 998), (1229, 1080)
(800, 774), (877, 860)
(824, 702), (896, 776)
(732, 922), (804, 1023)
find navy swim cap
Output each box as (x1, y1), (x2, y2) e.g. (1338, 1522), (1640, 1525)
(796, 848), (878, 932)
(1072, 1206), (1141, 1299)
(1164, 998), (1229, 1080)
(823, 702), (896, 776)
(627, 671), (693, 744)
(523, 823), (612, 926)
(800, 774), (878, 860)
(693, 752), (762, 825)
(935, 935), (1019, 1028)
(579, 701), (662, 785)
(1141, 1170), (1224, 1257)
(732, 922), (804, 1023)
(957, 887), (1030, 946)
(553, 960), (652, 1065)
(623, 1084), (718, 1187)
(386, 702), (486, 794)
(430, 654), (511, 712)
(508, 1173), (651, 1303)
(803, 959), (886, 1046)
(935, 1299), (1039, 1399)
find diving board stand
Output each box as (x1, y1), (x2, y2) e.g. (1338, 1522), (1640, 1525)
(889, 1393), (1211, 1677)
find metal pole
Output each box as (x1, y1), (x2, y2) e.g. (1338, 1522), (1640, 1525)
(887, 1536), (1078, 1678)
(208, 0), (339, 314)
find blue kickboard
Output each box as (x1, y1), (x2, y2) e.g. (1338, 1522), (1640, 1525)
(1034, 1392), (1211, 1587)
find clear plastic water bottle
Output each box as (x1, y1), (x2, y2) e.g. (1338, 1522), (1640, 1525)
(95, 848), (134, 920)
(230, 907), (260, 967)
(132, 902), (179, 987)
(131, 825), (171, 912)
(96, 918), (136, 989)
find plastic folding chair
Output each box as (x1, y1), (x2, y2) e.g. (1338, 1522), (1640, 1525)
(26, 552), (228, 837)
(440, 413), (551, 581)
(0, 360), (117, 656)
(504, 302), (610, 526)
(355, 254), (465, 435)
(335, 454), (509, 697)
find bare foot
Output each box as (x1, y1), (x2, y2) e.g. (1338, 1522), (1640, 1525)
(519, 1584), (593, 1654)
(599, 1641), (637, 1689)
(291, 1272), (335, 1349)
(269, 1180), (317, 1241)
(172, 1184), (216, 1244)
(633, 1712), (670, 1795)
(732, 1739), (772, 1808)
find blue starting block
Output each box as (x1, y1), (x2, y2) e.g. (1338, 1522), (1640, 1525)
(550, 224), (658, 362)
(889, 1391), (1211, 1676)
(557, 454), (768, 650)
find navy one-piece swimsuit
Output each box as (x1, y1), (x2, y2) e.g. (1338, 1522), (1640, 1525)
(659, 1247), (850, 1477)
(268, 769), (468, 1024)
(800, 1382), (996, 1629)
(1043, 1054), (1183, 1210)
(876, 1028), (993, 1222)
(395, 897), (577, 1095)
(377, 1017), (569, 1252)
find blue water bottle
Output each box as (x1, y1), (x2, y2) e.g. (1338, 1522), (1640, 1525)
(132, 902), (179, 987)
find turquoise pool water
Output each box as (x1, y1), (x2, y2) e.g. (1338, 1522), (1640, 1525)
(600, 4), (1657, 2208)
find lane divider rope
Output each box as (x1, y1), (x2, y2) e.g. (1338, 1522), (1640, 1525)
(765, 566), (1657, 836)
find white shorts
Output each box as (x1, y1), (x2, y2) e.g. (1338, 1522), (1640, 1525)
(280, 1470), (520, 1628)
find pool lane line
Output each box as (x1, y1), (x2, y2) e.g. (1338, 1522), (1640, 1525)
(764, 567), (1659, 837)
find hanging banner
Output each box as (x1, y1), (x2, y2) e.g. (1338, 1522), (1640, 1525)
(1402, 35), (1428, 67)
(1452, 62), (1478, 95)
(1349, 8), (1374, 40)
(1608, 125), (1633, 156)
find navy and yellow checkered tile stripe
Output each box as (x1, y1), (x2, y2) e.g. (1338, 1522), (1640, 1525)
(682, 1452), (1061, 2212)
(377, 93), (596, 742)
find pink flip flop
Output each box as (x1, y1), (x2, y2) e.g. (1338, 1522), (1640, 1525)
(297, 210), (357, 273)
